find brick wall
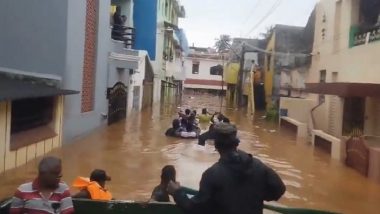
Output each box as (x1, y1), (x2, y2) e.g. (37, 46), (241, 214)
(81, 0), (98, 112)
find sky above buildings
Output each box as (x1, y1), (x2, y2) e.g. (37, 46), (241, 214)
(179, 0), (317, 48)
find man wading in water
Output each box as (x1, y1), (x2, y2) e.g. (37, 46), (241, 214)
(167, 123), (286, 214)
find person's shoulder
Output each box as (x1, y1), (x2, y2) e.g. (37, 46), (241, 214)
(203, 162), (222, 176)
(57, 182), (70, 193)
(17, 182), (33, 192)
(152, 184), (162, 191)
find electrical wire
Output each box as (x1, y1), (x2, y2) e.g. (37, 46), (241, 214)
(241, 0), (263, 26)
(245, 0), (282, 36)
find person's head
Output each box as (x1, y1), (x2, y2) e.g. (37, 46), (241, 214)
(172, 119), (180, 129)
(223, 117), (230, 123)
(202, 108), (207, 115)
(38, 156), (62, 189)
(90, 169), (111, 188)
(188, 113), (196, 122)
(185, 109), (191, 115)
(161, 165), (176, 185)
(217, 114), (225, 122)
(193, 110), (197, 115)
(115, 6), (121, 14)
(214, 123), (239, 154)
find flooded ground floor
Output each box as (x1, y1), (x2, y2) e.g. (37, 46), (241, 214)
(0, 94), (380, 214)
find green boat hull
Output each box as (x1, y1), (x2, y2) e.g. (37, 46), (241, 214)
(0, 197), (339, 214)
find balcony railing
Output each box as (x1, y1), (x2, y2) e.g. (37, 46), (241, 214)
(350, 25), (380, 47)
(111, 24), (135, 49)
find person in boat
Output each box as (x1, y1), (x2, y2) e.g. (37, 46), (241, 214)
(72, 169), (113, 201)
(198, 108), (212, 123)
(166, 119), (200, 139)
(186, 113), (199, 132)
(10, 156), (74, 214)
(178, 109), (191, 117)
(150, 165), (176, 202)
(167, 123), (286, 214)
(165, 119), (185, 137)
(198, 113), (229, 146)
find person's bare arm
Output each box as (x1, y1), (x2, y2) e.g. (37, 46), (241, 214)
(72, 189), (91, 199)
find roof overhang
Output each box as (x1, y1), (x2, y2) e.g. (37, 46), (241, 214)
(0, 75), (78, 101)
(109, 52), (140, 70)
(305, 83), (380, 97)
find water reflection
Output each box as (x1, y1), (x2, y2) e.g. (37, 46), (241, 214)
(0, 94), (379, 214)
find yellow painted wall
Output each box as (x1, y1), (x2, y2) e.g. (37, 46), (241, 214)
(224, 63), (239, 84)
(0, 102), (7, 173)
(264, 33), (276, 109)
(0, 96), (64, 173)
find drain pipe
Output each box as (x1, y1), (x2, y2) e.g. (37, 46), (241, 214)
(310, 96), (325, 130)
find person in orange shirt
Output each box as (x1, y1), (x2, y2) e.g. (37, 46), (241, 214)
(72, 169), (113, 201)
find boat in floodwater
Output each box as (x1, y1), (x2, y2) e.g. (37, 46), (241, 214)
(0, 187), (339, 214)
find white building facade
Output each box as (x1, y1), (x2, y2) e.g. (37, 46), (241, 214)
(184, 48), (225, 92)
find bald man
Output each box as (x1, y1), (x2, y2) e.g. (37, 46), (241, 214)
(10, 156), (74, 214)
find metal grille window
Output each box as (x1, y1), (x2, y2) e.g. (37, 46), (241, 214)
(192, 62), (200, 74)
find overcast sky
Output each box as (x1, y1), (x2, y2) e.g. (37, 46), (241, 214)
(179, 0), (317, 47)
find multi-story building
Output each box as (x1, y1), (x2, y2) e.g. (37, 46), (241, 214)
(0, 0), (155, 172)
(134, 0), (187, 102)
(279, 10), (315, 99)
(183, 47), (225, 93)
(264, 25), (311, 109)
(280, 0), (380, 181)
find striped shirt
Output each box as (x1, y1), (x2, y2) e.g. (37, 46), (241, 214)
(10, 179), (74, 214)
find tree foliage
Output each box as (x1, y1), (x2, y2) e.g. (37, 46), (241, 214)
(214, 34), (232, 53)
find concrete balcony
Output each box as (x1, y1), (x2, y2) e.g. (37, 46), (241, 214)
(111, 39), (139, 56)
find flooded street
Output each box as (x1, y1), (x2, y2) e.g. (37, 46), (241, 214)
(1, 94), (380, 214)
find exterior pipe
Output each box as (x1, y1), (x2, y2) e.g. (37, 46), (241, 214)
(311, 96), (325, 130)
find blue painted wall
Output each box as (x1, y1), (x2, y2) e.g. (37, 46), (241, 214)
(133, 0), (157, 60)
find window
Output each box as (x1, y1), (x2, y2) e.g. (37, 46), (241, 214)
(11, 97), (54, 134)
(192, 62), (200, 74)
(320, 70), (326, 83)
(359, 0), (380, 26)
(210, 65), (223, 75)
(319, 70), (327, 103)
(332, 72), (338, 82)
(10, 97), (57, 151)
(333, 1), (342, 52)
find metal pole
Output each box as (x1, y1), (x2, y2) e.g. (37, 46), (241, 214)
(220, 54), (225, 112)
(237, 45), (245, 107)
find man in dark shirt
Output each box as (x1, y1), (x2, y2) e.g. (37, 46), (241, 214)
(168, 123), (286, 214)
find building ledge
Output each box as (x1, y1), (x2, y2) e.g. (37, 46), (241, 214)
(305, 83), (380, 97)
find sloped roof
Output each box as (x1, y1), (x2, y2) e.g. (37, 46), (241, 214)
(0, 74), (78, 101)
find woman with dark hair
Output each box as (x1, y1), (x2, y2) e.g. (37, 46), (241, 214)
(151, 165), (176, 202)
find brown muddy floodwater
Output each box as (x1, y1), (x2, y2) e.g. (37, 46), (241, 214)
(1, 94), (380, 214)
